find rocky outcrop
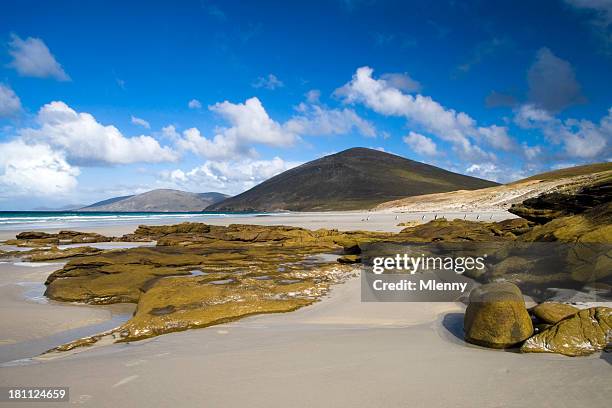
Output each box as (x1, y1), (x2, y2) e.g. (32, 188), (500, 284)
(464, 282), (533, 348)
(521, 307), (612, 356)
(5, 230), (112, 247)
(509, 177), (611, 224)
(532, 302), (579, 325)
(397, 218), (531, 242)
(45, 224), (390, 306)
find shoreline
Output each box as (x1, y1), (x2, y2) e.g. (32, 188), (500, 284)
(0, 210), (517, 240)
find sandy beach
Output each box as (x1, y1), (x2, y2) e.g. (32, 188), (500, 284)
(0, 211), (610, 407)
(1, 278), (610, 407)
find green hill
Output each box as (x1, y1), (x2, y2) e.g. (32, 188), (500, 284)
(206, 147), (499, 212)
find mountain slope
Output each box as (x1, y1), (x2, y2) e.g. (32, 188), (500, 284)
(375, 163), (612, 213)
(206, 147), (498, 212)
(80, 189), (229, 212)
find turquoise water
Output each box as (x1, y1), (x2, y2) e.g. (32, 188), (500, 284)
(0, 211), (266, 231)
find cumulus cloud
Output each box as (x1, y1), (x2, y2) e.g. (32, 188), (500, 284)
(176, 127), (254, 160)
(305, 89), (321, 103)
(188, 99), (202, 109)
(523, 143), (542, 160)
(176, 96), (378, 159)
(379, 72), (421, 93)
(0, 140), (79, 196)
(515, 103), (610, 159)
(130, 115), (150, 129)
(210, 97), (296, 146)
(335, 66), (510, 161)
(465, 163), (502, 182)
(0, 84), (22, 117)
(160, 157), (302, 193)
(285, 104), (377, 137)
(20, 101), (177, 165)
(8, 34), (70, 81)
(527, 48), (585, 112)
(252, 74), (284, 90)
(403, 131), (438, 156)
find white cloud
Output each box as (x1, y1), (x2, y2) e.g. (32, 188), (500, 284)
(565, 1), (612, 50)
(131, 115), (150, 129)
(380, 72), (422, 92)
(403, 131), (438, 156)
(252, 74), (284, 90)
(522, 144), (542, 160)
(0, 140), (79, 196)
(210, 97), (297, 146)
(527, 48), (584, 112)
(566, 0), (612, 23)
(335, 66), (507, 161)
(465, 163), (502, 182)
(514, 104), (554, 128)
(8, 34), (70, 81)
(176, 96), (377, 159)
(285, 104), (377, 137)
(0, 84), (22, 117)
(515, 104), (610, 159)
(176, 127), (254, 160)
(160, 157), (302, 193)
(305, 89), (321, 103)
(20, 101), (177, 165)
(477, 125), (515, 151)
(188, 99), (202, 109)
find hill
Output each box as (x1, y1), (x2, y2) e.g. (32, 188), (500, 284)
(80, 189), (229, 212)
(375, 164), (612, 213)
(511, 162), (612, 183)
(206, 147), (498, 212)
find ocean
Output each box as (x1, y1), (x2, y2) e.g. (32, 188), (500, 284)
(0, 211), (266, 231)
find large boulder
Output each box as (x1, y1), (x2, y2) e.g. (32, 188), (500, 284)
(521, 307), (612, 356)
(464, 282), (533, 348)
(532, 302), (579, 324)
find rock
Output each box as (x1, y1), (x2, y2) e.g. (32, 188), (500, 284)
(508, 177), (611, 224)
(464, 282), (533, 348)
(532, 302), (579, 324)
(519, 202), (612, 243)
(398, 219), (522, 242)
(521, 307), (612, 356)
(337, 255), (361, 264)
(7, 230), (112, 247)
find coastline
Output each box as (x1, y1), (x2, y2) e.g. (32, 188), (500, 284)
(0, 210), (517, 240)
(0, 210), (610, 407)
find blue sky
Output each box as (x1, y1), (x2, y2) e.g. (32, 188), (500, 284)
(0, 0), (611, 210)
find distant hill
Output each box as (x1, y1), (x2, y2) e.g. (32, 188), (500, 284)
(206, 147), (498, 212)
(80, 189), (229, 212)
(32, 204), (87, 211)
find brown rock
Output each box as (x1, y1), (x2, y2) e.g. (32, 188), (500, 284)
(464, 282), (533, 348)
(532, 302), (579, 324)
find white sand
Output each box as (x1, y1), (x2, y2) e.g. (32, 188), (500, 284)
(0, 277), (610, 407)
(1, 211), (610, 407)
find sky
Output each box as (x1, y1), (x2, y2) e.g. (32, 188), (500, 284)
(0, 0), (611, 210)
